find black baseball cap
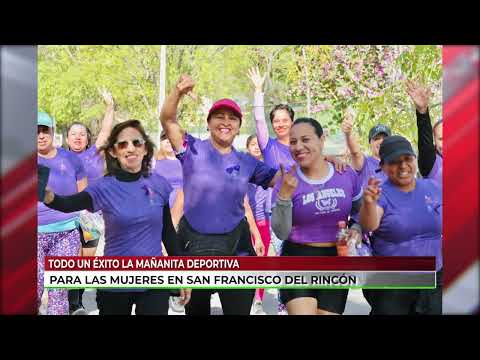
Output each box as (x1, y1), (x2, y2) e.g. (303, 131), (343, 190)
(379, 135), (416, 164)
(368, 124), (391, 143)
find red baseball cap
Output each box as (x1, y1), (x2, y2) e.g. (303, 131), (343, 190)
(207, 98), (243, 122)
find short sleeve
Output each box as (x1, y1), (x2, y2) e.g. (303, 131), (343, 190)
(350, 167), (363, 202)
(355, 153), (368, 176)
(84, 178), (107, 212)
(377, 190), (389, 212)
(428, 155), (441, 179)
(175, 133), (199, 164)
(152, 174), (174, 205)
(248, 155), (277, 189)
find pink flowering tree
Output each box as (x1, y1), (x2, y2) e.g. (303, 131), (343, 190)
(285, 45), (442, 149)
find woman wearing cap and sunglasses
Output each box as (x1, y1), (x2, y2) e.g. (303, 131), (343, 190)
(40, 119), (190, 315)
(64, 90), (115, 315)
(359, 135), (442, 315)
(160, 74), (282, 315)
(37, 111), (88, 315)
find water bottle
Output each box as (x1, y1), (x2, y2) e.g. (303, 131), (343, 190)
(336, 221), (349, 256)
(347, 227), (361, 256)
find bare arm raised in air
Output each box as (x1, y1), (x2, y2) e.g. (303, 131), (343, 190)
(159, 75), (195, 152)
(341, 111), (365, 171)
(95, 89), (115, 148)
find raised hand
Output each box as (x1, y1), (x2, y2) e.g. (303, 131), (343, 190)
(363, 177), (382, 204)
(176, 74), (195, 97)
(247, 66), (267, 93)
(341, 111), (354, 135)
(405, 79), (431, 114)
(99, 88), (114, 108)
(278, 164), (298, 200)
(325, 155), (347, 173)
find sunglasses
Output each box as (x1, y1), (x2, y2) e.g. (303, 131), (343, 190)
(115, 138), (146, 150)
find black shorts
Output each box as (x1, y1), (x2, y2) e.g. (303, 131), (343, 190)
(367, 269), (443, 315)
(177, 216), (256, 256)
(280, 241), (348, 314)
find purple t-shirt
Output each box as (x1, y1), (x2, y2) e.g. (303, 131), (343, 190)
(154, 158), (183, 208)
(38, 147), (86, 225)
(273, 163), (363, 244)
(372, 179), (442, 270)
(262, 138), (296, 171)
(71, 145), (104, 185)
(247, 184), (272, 222)
(426, 154), (442, 187)
(253, 92), (295, 171)
(357, 155), (387, 189)
(176, 134), (277, 234)
(85, 173), (172, 256)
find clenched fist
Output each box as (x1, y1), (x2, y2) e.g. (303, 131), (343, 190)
(278, 164), (298, 200)
(363, 177), (382, 204)
(176, 74), (195, 97)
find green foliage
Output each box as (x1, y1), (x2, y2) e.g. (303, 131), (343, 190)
(39, 45), (442, 152)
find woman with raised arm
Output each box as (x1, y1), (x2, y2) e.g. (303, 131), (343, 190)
(405, 80), (442, 186)
(160, 74), (281, 315)
(65, 89), (115, 314)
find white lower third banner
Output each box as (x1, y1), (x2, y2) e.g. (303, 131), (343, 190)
(44, 271), (436, 289)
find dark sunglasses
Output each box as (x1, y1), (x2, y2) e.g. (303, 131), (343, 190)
(37, 125), (52, 134)
(115, 138), (146, 150)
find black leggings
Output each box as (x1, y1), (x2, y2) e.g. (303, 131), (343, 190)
(68, 289), (85, 312)
(185, 289), (255, 316)
(96, 290), (170, 315)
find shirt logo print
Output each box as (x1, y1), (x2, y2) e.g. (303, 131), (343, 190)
(425, 195), (441, 214)
(60, 160), (67, 175)
(315, 197), (338, 212)
(302, 188), (345, 214)
(142, 185), (162, 206)
(226, 165), (240, 177)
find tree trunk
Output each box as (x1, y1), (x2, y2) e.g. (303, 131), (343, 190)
(158, 45), (167, 139)
(301, 46), (312, 116)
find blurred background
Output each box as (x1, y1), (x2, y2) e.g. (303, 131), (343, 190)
(38, 45), (442, 153)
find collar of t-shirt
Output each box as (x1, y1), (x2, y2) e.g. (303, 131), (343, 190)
(112, 168), (142, 182)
